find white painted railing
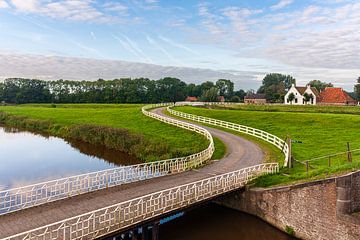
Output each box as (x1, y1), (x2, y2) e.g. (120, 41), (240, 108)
(168, 104), (289, 166)
(3, 163), (278, 240)
(0, 103), (214, 216)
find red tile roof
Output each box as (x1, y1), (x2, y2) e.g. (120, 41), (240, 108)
(319, 87), (356, 104)
(185, 96), (198, 102)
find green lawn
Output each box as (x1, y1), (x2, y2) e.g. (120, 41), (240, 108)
(213, 104), (360, 115)
(174, 105), (360, 186)
(0, 104), (209, 162)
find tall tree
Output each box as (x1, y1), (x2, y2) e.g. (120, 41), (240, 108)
(199, 87), (219, 102)
(215, 79), (234, 100)
(355, 76), (360, 101)
(257, 73), (296, 103)
(308, 80), (333, 92)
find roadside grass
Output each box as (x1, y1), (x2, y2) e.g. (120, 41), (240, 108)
(211, 137), (227, 160)
(0, 104), (208, 162)
(212, 104), (360, 115)
(174, 105), (360, 186)
(165, 108), (283, 165)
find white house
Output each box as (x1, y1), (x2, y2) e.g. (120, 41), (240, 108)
(284, 84), (320, 105)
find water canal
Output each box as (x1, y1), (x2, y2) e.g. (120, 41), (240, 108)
(0, 125), (140, 190)
(1, 125), (294, 239)
(110, 203), (294, 240)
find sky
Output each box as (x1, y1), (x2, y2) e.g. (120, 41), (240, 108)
(0, 0), (359, 90)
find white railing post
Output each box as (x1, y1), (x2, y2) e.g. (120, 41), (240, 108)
(3, 163), (278, 240)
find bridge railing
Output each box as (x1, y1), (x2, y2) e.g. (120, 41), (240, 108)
(3, 163), (278, 240)
(168, 104), (289, 166)
(0, 103), (214, 216)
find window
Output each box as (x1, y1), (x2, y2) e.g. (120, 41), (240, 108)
(295, 98), (298, 103)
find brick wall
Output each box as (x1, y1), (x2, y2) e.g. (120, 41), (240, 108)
(215, 171), (360, 240)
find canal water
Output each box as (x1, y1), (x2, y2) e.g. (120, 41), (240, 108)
(0, 125), (140, 190)
(159, 203), (294, 240)
(112, 203), (294, 240)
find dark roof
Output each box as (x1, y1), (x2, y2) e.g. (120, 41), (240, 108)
(320, 87), (356, 104)
(295, 87), (307, 94)
(295, 86), (320, 99)
(310, 87), (321, 99)
(244, 93), (266, 100)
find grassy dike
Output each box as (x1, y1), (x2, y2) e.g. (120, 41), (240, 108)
(174, 105), (360, 186)
(0, 104), (209, 162)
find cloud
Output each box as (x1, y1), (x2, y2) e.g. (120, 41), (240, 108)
(103, 2), (128, 14)
(0, 0), (9, 8)
(90, 31), (96, 40)
(0, 52), (262, 89)
(8, 0), (122, 23)
(198, 3), (226, 35)
(146, 35), (180, 64)
(270, 0), (294, 11)
(112, 34), (153, 63)
(158, 36), (199, 56)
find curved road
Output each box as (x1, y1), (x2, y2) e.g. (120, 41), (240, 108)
(0, 107), (264, 238)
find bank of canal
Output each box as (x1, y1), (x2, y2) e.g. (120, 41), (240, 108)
(0, 125), (140, 190)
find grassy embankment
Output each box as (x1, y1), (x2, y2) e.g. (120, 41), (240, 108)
(174, 105), (360, 186)
(0, 104), (225, 163)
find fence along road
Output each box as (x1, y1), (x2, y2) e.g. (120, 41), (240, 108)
(170, 103), (289, 166)
(0, 105), (273, 239)
(0, 103), (214, 216)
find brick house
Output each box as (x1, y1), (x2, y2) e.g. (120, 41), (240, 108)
(319, 87), (358, 105)
(244, 93), (266, 104)
(185, 96), (198, 102)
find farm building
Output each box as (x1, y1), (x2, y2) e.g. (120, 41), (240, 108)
(284, 84), (320, 105)
(284, 84), (358, 105)
(319, 87), (358, 105)
(244, 93), (266, 104)
(185, 96), (198, 102)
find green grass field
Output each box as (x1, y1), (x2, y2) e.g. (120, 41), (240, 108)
(214, 104), (360, 115)
(0, 104), (211, 162)
(174, 105), (360, 186)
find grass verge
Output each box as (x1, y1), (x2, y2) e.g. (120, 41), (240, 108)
(0, 104), (208, 162)
(174, 105), (360, 186)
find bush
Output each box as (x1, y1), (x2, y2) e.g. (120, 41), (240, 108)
(285, 225), (295, 236)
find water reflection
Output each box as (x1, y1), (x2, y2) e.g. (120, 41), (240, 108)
(160, 203), (295, 240)
(0, 125), (140, 190)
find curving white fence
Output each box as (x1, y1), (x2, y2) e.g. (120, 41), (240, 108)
(3, 163), (278, 240)
(0, 103), (214, 216)
(168, 104), (289, 166)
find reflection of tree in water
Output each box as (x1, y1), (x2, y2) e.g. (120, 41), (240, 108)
(66, 139), (141, 166)
(1, 124), (141, 166)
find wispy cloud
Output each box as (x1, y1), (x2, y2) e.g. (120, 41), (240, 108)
(146, 35), (180, 64)
(90, 31), (96, 40)
(158, 36), (199, 56)
(0, 0), (9, 8)
(270, 0), (294, 11)
(103, 2), (128, 15)
(112, 34), (153, 63)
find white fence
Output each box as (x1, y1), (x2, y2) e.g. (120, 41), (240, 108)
(168, 104), (289, 166)
(3, 163), (278, 240)
(0, 103), (214, 216)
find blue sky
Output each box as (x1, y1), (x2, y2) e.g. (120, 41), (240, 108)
(0, 0), (359, 89)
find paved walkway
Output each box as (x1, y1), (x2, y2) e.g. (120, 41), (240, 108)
(0, 108), (264, 238)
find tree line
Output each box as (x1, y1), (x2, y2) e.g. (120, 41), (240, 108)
(1, 74), (358, 104)
(0, 77), (246, 104)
